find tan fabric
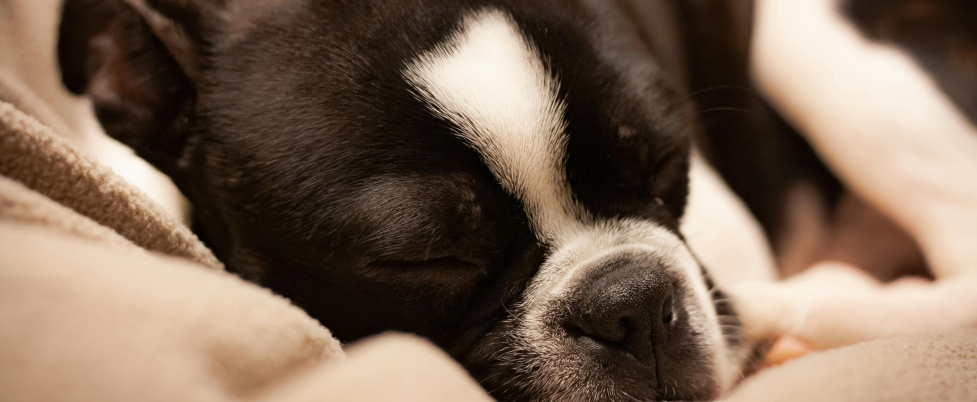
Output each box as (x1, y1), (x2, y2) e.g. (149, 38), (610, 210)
(262, 335), (495, 402)
(0, 100), (222, 269)
(728, 330), (977, 402)
(0, 174), (142, 253)
(0, 0), (88, 144)
(0, 223), (342, 402)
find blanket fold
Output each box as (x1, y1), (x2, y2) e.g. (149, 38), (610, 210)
(0, 100), (222, 269)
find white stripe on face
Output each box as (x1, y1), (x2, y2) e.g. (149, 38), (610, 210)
(404, 9), (586, 243)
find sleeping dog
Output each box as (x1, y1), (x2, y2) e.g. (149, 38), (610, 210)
(59, 0), (977, 399)
(57, 0), (781, 400)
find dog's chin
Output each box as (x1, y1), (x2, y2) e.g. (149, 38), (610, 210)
(465, 319), (722, 402)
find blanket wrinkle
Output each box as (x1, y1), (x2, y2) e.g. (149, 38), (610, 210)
(0, 100), (222, 270)
(0, 224), (345, 402)
(726, 329), (977, 402)
(0, 174), (143, 253)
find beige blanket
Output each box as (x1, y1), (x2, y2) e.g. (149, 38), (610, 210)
(0, 0), (974, 401)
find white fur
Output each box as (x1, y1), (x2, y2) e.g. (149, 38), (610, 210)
(404, 9), (583, 242)
(682, 151), (777, 286)
(515, 219), (737, 392)
(406, 9), (735, 394)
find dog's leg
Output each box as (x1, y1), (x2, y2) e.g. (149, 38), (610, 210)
(737, 0), (977, 348)
(753, 0), (977, 279)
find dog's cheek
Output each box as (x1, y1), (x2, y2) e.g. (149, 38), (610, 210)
(460, 317), (540, 400)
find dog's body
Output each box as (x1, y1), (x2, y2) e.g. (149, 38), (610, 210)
(57, 0), (977, 400)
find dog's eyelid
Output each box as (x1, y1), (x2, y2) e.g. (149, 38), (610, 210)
(367, 256), (486, 273)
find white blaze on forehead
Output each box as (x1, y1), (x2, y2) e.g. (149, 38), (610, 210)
(404, 9), (585, 241)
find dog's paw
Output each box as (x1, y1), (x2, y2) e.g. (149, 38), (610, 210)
(728, 262), (977, 349)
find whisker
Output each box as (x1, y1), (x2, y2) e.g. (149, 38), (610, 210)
(502, 302), (515, 317)
(697, 107), (754, 116)
(688, 84), (759, 99)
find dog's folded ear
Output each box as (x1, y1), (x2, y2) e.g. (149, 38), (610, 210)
(58, 0), (213, 177)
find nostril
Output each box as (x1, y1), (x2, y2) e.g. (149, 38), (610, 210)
(565, 315), (630, 344)
(618, 317), (630, 333)
(660, 291), (675, 326)
(564, 322), (586, 338)
(565, 320), (637, 360)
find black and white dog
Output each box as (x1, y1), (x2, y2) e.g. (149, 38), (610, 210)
(55, 0), (805, 400)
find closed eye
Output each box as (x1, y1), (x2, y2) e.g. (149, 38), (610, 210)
(367, 256), (485, 273)
(364, 256), (487, 295)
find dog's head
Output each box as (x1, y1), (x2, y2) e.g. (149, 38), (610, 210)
(60, 0), (751, 399)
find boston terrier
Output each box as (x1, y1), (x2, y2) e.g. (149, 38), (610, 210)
(57, 0), (773, 400)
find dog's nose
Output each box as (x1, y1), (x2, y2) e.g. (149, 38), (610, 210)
(564, 259), (676, 364)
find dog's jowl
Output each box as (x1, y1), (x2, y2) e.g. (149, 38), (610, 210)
(58, 0), (754, 400)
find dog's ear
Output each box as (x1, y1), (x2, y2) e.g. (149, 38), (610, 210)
(58, 0), (212, 177)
